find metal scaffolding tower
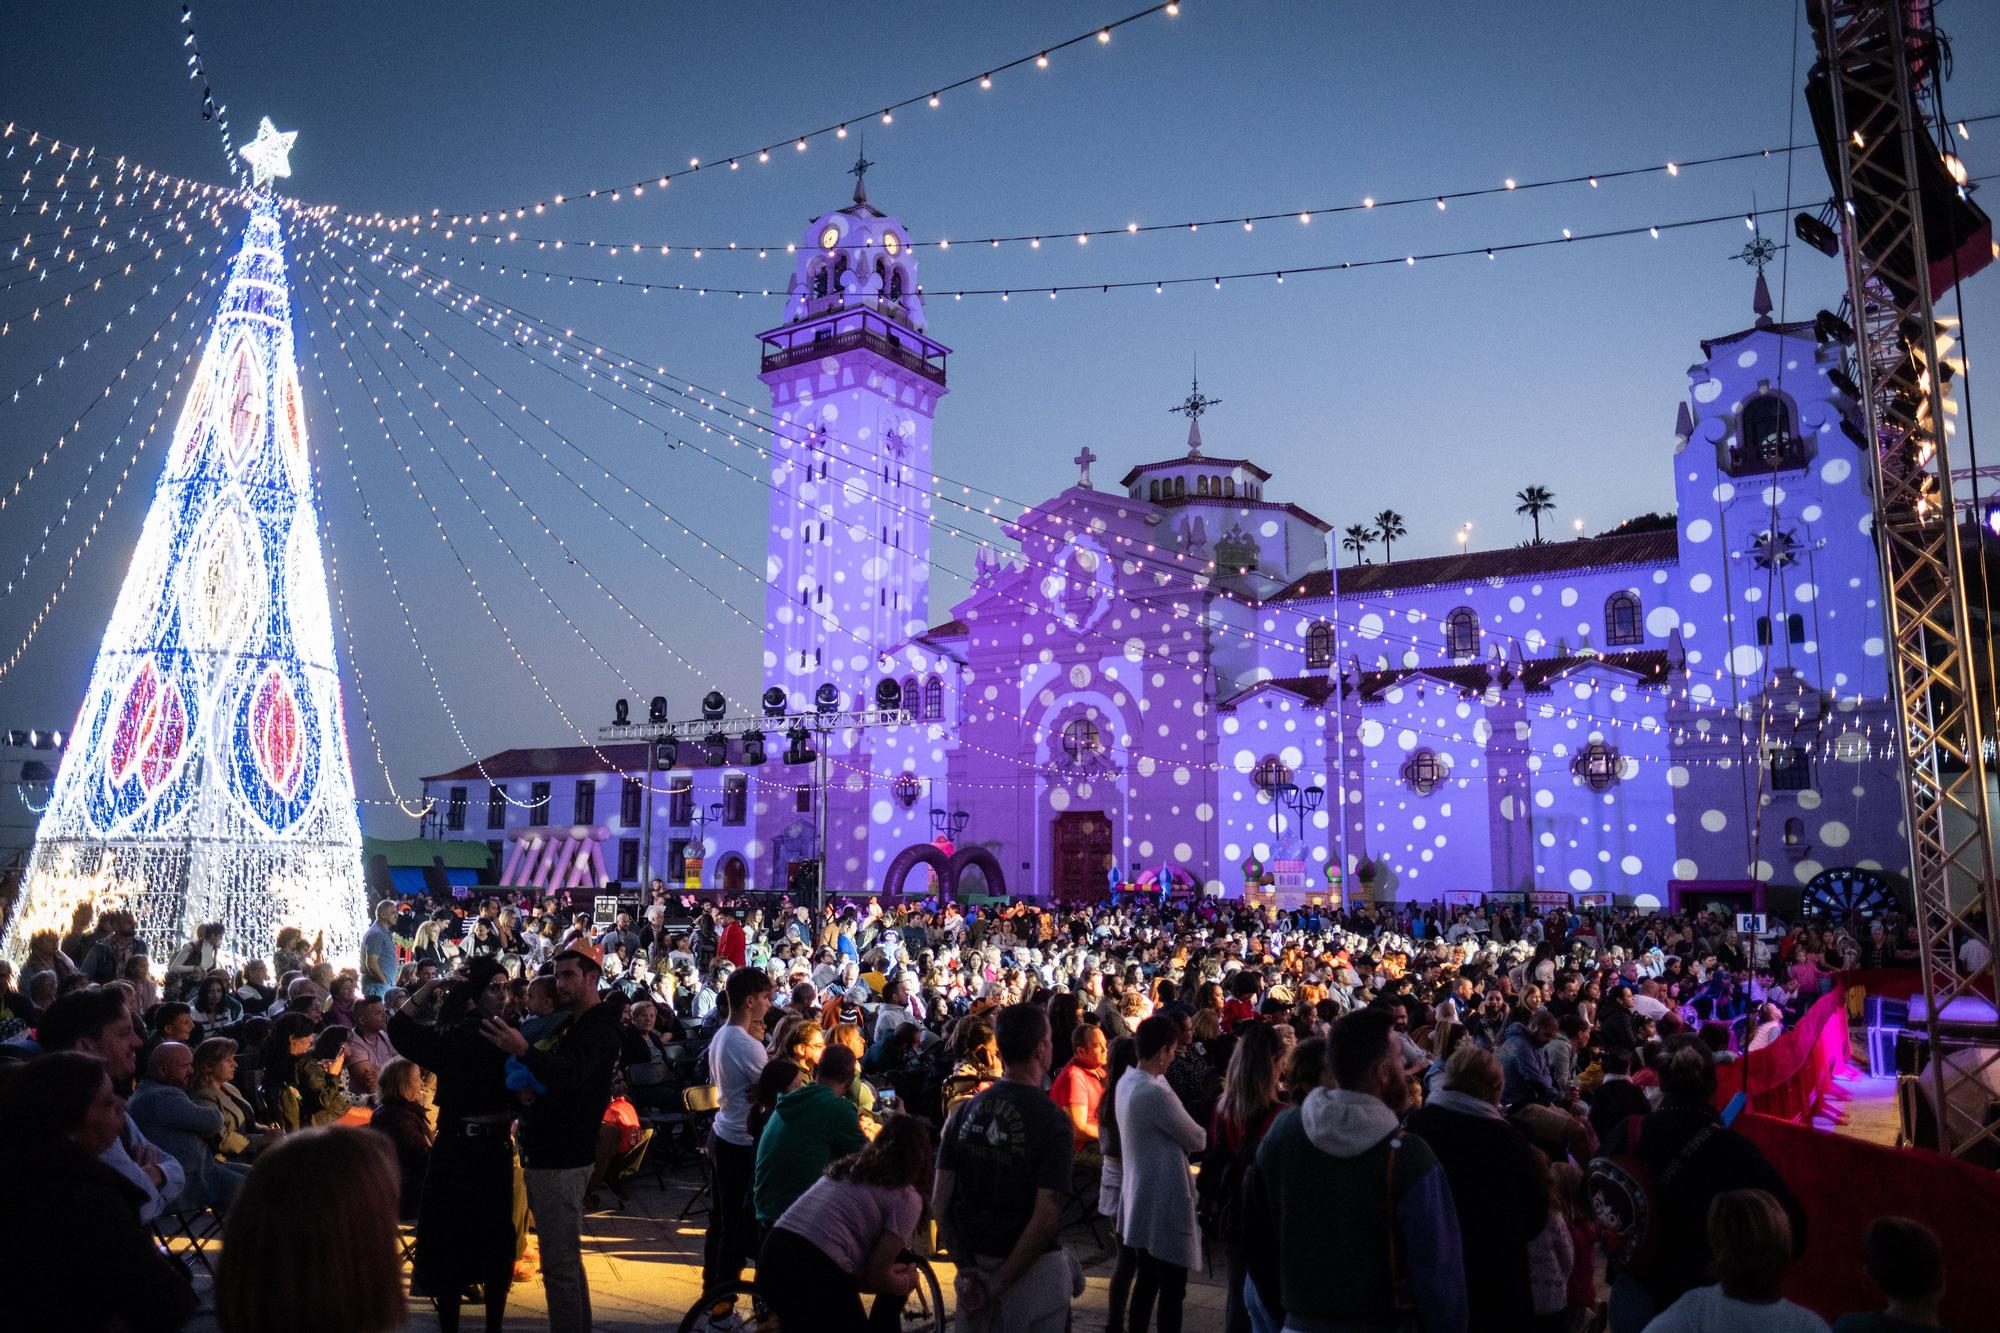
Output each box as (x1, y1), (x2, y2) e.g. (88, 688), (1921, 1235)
(1813, 0), (2000, 1159)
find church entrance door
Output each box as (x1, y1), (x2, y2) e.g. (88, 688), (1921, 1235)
(1052, 811), (1114, 904)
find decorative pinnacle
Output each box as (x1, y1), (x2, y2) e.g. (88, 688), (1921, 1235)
(1170, 360), (1221, 457)
(849, 136), (874, 204)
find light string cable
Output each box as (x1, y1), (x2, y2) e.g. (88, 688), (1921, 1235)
(307, 220), (1802, 776)
(0, 243), (226, 595)
(300, 236), (1009, 795)
(320, 221), (1846, 749)
(288, 229), (551, 811)
(370, 2), (1188, 226)
(0, 187), (234, 337)
(1, 182), (209, 284)
(174, 1), (243, 182)
(0, 239), (232, 682)
(316, 195), (1892, 304)
(351, 110), (2000, 258)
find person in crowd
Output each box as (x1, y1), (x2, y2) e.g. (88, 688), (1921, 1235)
(1407, 1044), (1550, 1331)
(235, 959), (275, 1016)
(216, 1126), (407, 1333)
(82, 910), (146, 984)
(1640, 1188), (1828, 1332)
(480, 943), (623, 1333)
(1747, 1002), (1786, 1053)
(0, 1050), (199, 1332)
(1281, 1034), (1326, 1105)
(755, 1043), (870, 1229)
(1098, 1035), (1143, 1332)
(389, 958), (518, 1333)
(780, 1015), (828, 1076)
(189, 972), (242, 1032)
(829, 1020), (880, 1124)
(1049, 1021), (1110, 1155)
(718, 910), (748, 969)
(1244, 1007), (1467, 1333)
(189, 1036), (279, 1160)
(19, 928), (79, 996)
(1599, 1039), (1806, 1332)
(1117, 1014), (1207, 1333)
(60, 901), (98, 967)
(1589, 1047), (1654, 1143)
(699, 963), (775, 1325)
(1833, 1217), (1947, 1333)
(367, 1055), (433, 1221)
(584, 1069), (644, 1211)
(619, 997), (680, 1111)
(38, 986), (185, 1219)
(758, 1114), (934, 1333)
(933, 1003), (1076, 1332)
(345, 994), (398, 1098)
(166, 921), (226, 998)
(942, 1017), (1003, 1121)
(1203, 1021), (1285, 1333)
(361, 899), (401, 999)
(326, 973), (361, 1031)
(128, 1039), (249, 1212)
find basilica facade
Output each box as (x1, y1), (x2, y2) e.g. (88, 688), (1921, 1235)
(422, 178), (1909, 910)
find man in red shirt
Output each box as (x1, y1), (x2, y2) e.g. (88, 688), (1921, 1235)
(718, 912), (747, 969)
(1048, 1023), (1109, 1154)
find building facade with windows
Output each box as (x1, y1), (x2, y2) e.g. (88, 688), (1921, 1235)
(416, 176), (1907, 908)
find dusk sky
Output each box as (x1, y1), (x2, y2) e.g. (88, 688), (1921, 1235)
(4, 1), (1995, 832)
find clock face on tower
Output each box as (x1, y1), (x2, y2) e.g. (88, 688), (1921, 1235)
(819, 225), (840, 250)
(884, 232), (901, 255)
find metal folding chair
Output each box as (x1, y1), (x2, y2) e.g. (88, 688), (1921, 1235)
(152, 1206), (224, 1279)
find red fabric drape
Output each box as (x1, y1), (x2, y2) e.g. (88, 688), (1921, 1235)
(1710, 968), (1920, 1122)
(1735, 1111), (2000, 1326)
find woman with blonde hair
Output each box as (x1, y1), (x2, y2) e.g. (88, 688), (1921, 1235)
(217, 1127), (406, 1333)
(1642, 1188), (1827, 1332)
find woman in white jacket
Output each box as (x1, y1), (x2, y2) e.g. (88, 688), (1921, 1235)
(1116, 1014), (1206, 1333)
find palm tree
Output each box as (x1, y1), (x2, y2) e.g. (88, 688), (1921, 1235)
(1515, 484), (1557, 543)
(1341, 523), (1378, 565)
(1373, 510), (1406, 563)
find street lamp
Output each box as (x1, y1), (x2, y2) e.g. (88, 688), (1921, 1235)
(930, 807), (969, 841)
(1456, 522), (1471, 552)
(1269, 780), (1324, 853)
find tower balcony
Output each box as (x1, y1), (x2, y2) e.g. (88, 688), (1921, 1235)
(759, 306), (949, 387)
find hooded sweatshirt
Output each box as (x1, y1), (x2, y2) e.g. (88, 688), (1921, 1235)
(1245, 1088), (1468, 1333)
(1497, 1020), (1560, 1109)
(754, 1081), (867, 1223)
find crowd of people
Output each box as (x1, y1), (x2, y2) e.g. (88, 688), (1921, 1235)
(0, 885), (1963, 1333)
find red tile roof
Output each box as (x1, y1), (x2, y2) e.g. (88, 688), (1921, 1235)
(1269, 529), (1678, 601)
(422, 743), (649, 785)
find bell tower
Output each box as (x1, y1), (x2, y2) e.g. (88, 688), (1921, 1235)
(758, 156), (949, 709)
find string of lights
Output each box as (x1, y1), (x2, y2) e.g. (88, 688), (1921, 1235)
(3, 247), (225, 410)
(354, 3), (1185, 227)
(0, 202), (230, 337)
(175, 2), (243, 182)
(0, 252), (221, 682)
(305, 221), (1826, 774)
(343, 111), (2000, 259)
(326, 220), (1890, 727)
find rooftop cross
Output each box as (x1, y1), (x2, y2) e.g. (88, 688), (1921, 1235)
(849, 136), (875, 205)
(1170, 363), (1221, 457)
(1073, 445), (1098, 490)
(238, 117), (297, 189)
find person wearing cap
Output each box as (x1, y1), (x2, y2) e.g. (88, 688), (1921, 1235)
(481, 941), (621, 1333)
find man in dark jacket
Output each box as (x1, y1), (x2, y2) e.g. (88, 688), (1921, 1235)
(1598, 1037), (1806, 1333)
(1406, 1045), (1548, 1332)
(483, 945), (621, 1333)
(1245, 1008), (1467, 1332)
(1586, 1047), (1654, 1143)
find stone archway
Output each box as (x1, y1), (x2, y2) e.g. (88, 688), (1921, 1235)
(882, 843), (950, 899)
(947, 845), (1006, 899)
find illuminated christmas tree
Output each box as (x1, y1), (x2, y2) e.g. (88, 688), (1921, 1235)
(4, 121), (368, 968)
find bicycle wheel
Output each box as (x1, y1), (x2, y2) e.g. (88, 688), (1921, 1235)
(901, 1256), (947, 1333)
(675, 1280), (761, 1333)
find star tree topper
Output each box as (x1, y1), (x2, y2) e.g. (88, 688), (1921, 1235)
(239, 117), (297, 189)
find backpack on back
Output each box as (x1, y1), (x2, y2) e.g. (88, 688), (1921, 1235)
(1585, 1114), (1721, 1270)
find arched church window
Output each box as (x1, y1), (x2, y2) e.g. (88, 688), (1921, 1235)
(1756, 615), (1773, 646)
(1197, 476), (1210, 497)
(1787, 613), (1806, 644)
(1224, 477), (1235, 498)
(1401, 748), (1444, 797)
(1729, 393), (1806, 474)
(811, 266), (829, 299)
(1305, 622), (1335, 668)
(1174, 476), (1186, 497)
(1445, 607), (1480, 658)
(901, 676), (920, 714)
(1783, 816), (1804, 846)
(1252, 755), (1293, 796)
(833, 255), (849, 291)
(1211, 475), (1222, 496)
(888, 267), (904, 301)
(1605, 591), (1643, 646)
(923, 676), (944, 720)
(1149, 479), (1160, 502)
(1061, 718), (1101, 762)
